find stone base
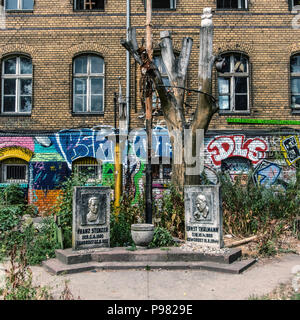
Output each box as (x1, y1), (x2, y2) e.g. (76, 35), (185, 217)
(42, 246), (256, 275)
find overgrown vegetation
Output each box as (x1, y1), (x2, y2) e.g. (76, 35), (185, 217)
(0, 245), (79, 300)
(148, 227), (175, 248)
(110, 190), (144, 247)
(220, 172), (300, 257)
(0, 184), (60, 265)
(153, 184), (185, 239)
(53, 172), (102, 248)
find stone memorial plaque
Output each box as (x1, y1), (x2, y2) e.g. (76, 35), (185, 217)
(73, 186), (110, 250)
(185, 185), (223, 249)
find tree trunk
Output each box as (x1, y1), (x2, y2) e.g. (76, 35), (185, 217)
(121, 8), (217, 191)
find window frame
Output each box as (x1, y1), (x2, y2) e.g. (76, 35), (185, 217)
(2, 163), (28, 183)
(4, 0), (34, 11)
(1, 55), (33, 115)
(73, 0), (105, 11)
(290, 54), (300, 110)
(144, 0), (176, 11)
(291, 0), (300, 10)
(73, 163), (101, 182)
(72, 54), (105, 114)
(216, 0), (248, 11)
(217, 53), (250, 114)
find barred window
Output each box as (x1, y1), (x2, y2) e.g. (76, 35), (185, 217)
(217, 53), (249, 112)
(1, 56), (32, 114)
(1, 158), (28, 183)
(74, 0), (104, 10)
(73, 157), (101, 182)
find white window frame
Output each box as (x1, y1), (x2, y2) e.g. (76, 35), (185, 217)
(218, 54), (249, 113)
(216, 0), (248, 10)
(1, 56), (32, 114)
(292, 0), (300, 10)
(4, 0), (34, 10)
(73, 55), (105, 113)
(74, 163), (101, 182)
(290, 55), (300, 109)
(2, 163), (28, 183)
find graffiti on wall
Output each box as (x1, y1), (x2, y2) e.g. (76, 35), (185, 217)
(252, 160), (282, 187)
(280, 136), (300, 166)
(207, 135), (268, 167)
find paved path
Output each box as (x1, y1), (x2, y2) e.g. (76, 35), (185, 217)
(12, 253), (297, 300)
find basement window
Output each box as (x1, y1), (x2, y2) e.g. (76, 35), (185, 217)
(216, 0), (248, 10)
(144, 0), (176, 10)
(5, 0), (34, 10)
(74, 0), (105, 10)
(1, 158), (28, 183)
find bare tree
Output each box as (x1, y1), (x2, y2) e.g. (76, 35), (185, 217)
(121, 8), (223, 190)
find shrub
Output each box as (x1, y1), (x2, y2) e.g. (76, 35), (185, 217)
(153, 184), (185, 239)
(53, 172), (101, 248)
(148, 227), (175, 248)
(110, 190), (144, 247)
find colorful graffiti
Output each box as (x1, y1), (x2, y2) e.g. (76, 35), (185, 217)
(253, 160), (282, 187)
(207, 135), (268, 167)
(280, 135), (300, 166)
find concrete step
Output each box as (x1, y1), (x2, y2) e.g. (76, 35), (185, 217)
(42, 257), (256, 275)
(55, 247), (242, 265)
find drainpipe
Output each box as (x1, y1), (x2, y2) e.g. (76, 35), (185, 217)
(126, 0), (130, 132)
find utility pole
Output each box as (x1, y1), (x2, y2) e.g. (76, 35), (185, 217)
(145, 0), (153, 224)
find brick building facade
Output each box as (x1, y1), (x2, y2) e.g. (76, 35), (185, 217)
(0, 0), (300, 213)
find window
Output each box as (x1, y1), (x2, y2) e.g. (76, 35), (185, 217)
(73, 55), (104, 113)
(5, 0), (34, 10)
(291, 0), (300, 10)
(217, 0), (247, 9)
(74, 0), (104, 10)
(217, 53), (249, 112)
(73, 157), (101, 182)
(1, 56), (32, 114)
(1, 158), (28, 183)
(145, 0), (176, 10)
(290, 55), (300, 109)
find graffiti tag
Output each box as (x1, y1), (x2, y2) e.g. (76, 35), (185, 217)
(207, 135), (268, 167)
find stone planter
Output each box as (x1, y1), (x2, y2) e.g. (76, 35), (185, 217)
(131, 224), (154, 247)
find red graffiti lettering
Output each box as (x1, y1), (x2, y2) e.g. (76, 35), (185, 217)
(207, 135), (268, 166)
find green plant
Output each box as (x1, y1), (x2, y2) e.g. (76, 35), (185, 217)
(1, 245), (53, 300)
(153, 184), (185, 239)
(53, 172), (101, 248)
(148, 227), (175, 248)
(110, 190), (144, 247)
(0, 184), (26, 206)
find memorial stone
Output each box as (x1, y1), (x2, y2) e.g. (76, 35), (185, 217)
(185, 185), (223, 249)
(73, 186), (110, 250)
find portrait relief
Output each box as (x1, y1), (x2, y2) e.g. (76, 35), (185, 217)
(80, 194), (106, 226)
(193, 193), (210, 221)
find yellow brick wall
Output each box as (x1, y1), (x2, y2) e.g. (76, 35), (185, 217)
(0, 0), (300, 131)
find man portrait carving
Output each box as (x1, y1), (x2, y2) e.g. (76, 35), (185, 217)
(193, 193), (209, 221)
(87, 196), (100, 223)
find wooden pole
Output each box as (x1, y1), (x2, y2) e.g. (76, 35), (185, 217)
(145, 0), (153, 224)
